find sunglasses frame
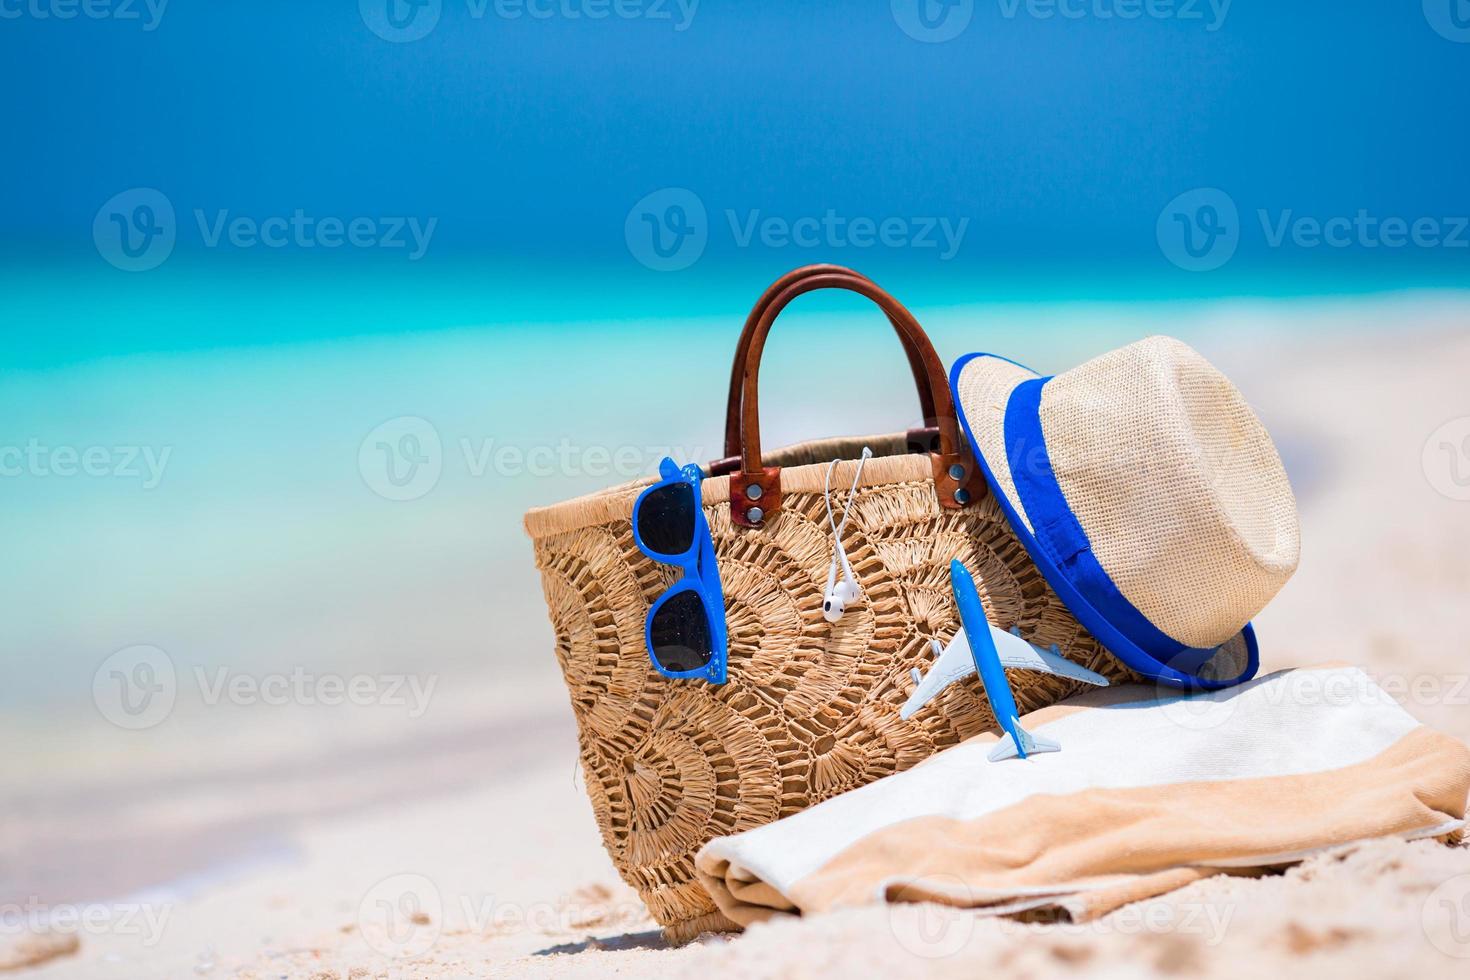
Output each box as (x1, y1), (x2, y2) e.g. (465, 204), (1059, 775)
(631, 457), (728, 684)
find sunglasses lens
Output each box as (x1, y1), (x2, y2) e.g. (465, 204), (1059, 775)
(636, 482), (696, 557)
(649, 589), (712, 673)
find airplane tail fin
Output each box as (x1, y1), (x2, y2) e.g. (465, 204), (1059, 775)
(987, 725), (1062, 762)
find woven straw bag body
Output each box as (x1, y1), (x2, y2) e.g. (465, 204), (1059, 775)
(523, 266), (1131, 940)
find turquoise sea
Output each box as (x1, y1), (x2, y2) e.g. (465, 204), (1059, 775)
(4, 252), (1467, 714)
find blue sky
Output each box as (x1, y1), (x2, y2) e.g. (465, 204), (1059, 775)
(5, 2), (1467, 259)
(1, 1), (1467, 365)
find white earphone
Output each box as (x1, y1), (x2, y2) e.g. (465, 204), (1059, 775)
(822, 447), (872, 623)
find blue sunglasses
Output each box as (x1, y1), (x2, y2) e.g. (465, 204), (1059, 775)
(631, 458), (728, 684)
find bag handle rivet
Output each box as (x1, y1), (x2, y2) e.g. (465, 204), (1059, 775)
(948, 464), (966, 480)
(746, 484), (763, 500)
(745, 506), (764, 524)
(953, 488), (972, 505)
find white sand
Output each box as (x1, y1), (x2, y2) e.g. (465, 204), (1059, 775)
(8, 319), (1470, 979)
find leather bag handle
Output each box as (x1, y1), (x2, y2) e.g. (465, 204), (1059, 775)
(718, 265), (986, 528)
(717, 264), (939, 461)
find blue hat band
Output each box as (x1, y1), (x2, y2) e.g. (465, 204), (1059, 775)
(1003, 377), (1222, 678)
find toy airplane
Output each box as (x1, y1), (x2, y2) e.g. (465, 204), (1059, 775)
(900, 560), (1109, 760)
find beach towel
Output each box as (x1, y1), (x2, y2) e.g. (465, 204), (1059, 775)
(695, 664), (1470, 926)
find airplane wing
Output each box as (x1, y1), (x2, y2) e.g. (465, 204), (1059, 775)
(899, 625), (1108, 720)
(992, 626), (1108, 685)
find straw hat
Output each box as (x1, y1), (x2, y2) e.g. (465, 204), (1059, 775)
(951, 336), (1300, 689)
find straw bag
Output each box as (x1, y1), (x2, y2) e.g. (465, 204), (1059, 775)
(522, 265), (1131, 940)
